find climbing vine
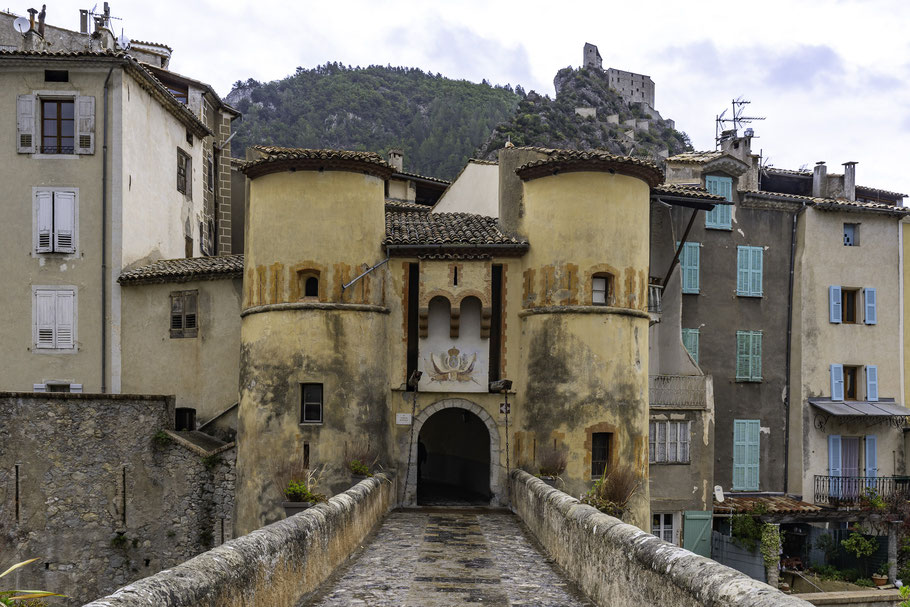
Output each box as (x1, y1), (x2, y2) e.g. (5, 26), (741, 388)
(760, 524), (782, 568)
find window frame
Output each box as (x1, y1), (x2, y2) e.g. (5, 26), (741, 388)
(33, 187), (78, 257)
(735, 330), (763, 382)
(841, 288), (858, 324)
(169, 290), (198, 339)
(41, 98), (75, 155)
(32, 285), (77, 353)
(649, 420), (691, 464)
(591, 273), (614, 306)
(177, 148), (192, 197)
(591, 431), (612, 478)
(843, 365), (860, 400)
(843, 223), (859, 246)
(652, 512), (676, 544)
(704, 175), (733, 229)
(300, 383), (324, 424)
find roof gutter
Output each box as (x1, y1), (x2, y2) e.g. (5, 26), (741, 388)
(101, 65), (114, 394)
(383, 243), (529, 256)
(784, 201), (809, 494)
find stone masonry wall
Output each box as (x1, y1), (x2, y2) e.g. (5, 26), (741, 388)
(510, 470), (813, 607)
(83, 474), (397, 607)
(0, 393), (234, 606)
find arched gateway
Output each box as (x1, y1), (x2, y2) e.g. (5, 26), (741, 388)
(403, 398), (502, 505)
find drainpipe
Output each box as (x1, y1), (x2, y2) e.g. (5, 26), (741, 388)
(784, 201), (808, 493)
(101, 66), (114, 393)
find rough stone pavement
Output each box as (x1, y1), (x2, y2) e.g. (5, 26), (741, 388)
(300, 509), (593, 606)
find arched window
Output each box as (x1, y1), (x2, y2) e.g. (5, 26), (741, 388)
(305, 276), (319, 297)
(459, 296), (482, 339)
(592, 272), (614, 305)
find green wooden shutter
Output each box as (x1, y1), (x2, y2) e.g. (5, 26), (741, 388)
(683, 511), (712, 557)
(705, 176), (733, 229)
(749, 331), (762, 381)
(682, 328), (699, 363)
(681, 242), (700, 294)
(736, 247), (750, 295)
(736, 331), (750, 381)
(750, 247), (763, 297)
(734, 419), (760, 491)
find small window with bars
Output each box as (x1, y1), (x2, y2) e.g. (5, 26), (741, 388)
(170, 290), (198, 338)
(301, 383), (323, 424)
(591, 432), (612, 478)
(649, 420), (691, 463)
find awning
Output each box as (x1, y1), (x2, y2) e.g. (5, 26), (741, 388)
(809, 398), (908, 417)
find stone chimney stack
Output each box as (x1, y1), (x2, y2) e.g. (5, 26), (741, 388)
(388, 149), (403, 172)
(812, 162), (828, 198)
(842, 161), (857, 201)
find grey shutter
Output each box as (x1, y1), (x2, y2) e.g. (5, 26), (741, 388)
(36, 191), (53, 253)
(75, 96), (95, 154)
(17, 94), (37, 153)
(53, 191), (76, 253)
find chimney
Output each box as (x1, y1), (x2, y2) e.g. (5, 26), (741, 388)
(842, 161), (857, 201)
(387, 149), (403, 172)
(80, 9), (89, 34)
(812, 162), (828, 198)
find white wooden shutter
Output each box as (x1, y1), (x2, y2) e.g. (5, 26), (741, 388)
(865, 365), (878, 402)
(864, 288), (877, 325)
(865, 435), (877, 478)
(17, 94), (37, 153)
(53, 191), (76, 253)
(829, 286), (842, 323)
(55, 290), (75, 349)
(36, 191), (53, 253)
(75, 96), (95, 154)
(35, 289), (56, 348)
(830, 363), (844, 401)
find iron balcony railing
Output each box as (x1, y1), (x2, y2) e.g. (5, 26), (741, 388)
(814, 475), (910, 506)
(648, 283), (663, 315)
(649, 374), (707, 408)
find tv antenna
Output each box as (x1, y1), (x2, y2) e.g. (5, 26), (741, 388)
(715, 97), (765, 148)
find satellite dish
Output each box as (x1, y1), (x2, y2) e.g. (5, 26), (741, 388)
(714, 485), (725, 503)
(13, 17), (30, 34)
(118, 30), (130, 50)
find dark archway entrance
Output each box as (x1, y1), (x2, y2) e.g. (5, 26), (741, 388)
(417, 407), (491, 505)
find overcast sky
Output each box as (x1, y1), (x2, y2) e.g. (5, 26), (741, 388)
(23, 0), (910, 194)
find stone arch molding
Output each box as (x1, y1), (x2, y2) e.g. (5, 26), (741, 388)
(403, 397), (503, 506)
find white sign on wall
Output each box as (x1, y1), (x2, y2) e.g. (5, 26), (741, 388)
(396, 413), (412, 425)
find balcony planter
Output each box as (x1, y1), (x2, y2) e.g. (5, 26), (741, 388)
(871, 574), (888, 587)
(282, 501), (313, 517)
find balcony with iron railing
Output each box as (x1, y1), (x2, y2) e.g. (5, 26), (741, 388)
(649, 374), (708, 409)
(813, 475), (910, 507)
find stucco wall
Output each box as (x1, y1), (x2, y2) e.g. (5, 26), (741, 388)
(120, 277), (242, 423)
(432, 161), (499, 216)
(0, 393), (234, 605)
(511, 470), (812, 607)
(83, 474), (396, 607)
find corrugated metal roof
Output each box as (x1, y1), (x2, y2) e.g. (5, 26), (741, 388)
(809, 398), (909, 417)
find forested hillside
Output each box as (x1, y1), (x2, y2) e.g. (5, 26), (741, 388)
(227, 63), (519, 179)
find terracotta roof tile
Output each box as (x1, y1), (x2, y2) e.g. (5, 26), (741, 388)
(515, 149), (663, 186)
(652, 183), (727, 202)
(667, 151), (723, 164)
(393, 170), (450, 185)
(129, 40), (173, 52)
(119, 255), (243, 285)
(384, 211), (527, 251)
(713, 495), (822, 514)
(469, 158), (499, 166)
(742, 190), (910, 215)
(242, 147), (393, 179)
(385, 200), (431, 212)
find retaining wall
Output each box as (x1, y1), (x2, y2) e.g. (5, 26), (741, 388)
(83, 473), (397, 607)
(510, 469), (813, 607)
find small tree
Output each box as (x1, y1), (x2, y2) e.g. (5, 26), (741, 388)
(842, 531), (877, 578)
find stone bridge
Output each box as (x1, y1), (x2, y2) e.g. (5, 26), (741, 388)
(84, 471), (812, 607)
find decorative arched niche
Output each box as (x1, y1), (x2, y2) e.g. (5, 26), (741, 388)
(417, 295), (488, 393)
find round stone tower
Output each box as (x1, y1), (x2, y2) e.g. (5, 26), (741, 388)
(511, 150), (661, 526)
(235, 149), (393, 534)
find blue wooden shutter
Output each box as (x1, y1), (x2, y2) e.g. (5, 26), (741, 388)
(683, 511), (712, 557)
(736, 331), (750, 381)
(830, 364), (844, 401)
(864, 288), (877, 325)
(751, 248), (763, 297)
(750, 331), (762, 380)
(705, 176), (733, 229)
(681, 242), (699, 294)
(865, 435), (877, 479)
(736, 247), (749, 295)
(829, 286), (842, 323)
(828, 434), (842, 498)
(682, 328), (699, 363)
(733, 419), (760, 491)
(733, 420), (746, 490)
(865, 365), (878, 402)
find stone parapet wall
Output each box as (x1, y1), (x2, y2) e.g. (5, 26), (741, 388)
(83, 473), (396, 607)
(510, 470), (813, 607)
(0, 393), (234, 605)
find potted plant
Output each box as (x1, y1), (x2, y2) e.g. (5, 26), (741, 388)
(580, 463), (641, 520)
(536, 444), (568, 489)
(345, 440), (378, 483)
(281, 466), (327, 517)
(872, 562), (891, 586)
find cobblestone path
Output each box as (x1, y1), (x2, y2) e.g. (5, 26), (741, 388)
(301, 509), (592, 606)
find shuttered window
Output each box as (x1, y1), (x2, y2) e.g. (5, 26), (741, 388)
(35, 190), (76, 254)
(830, 364), (845, 401)
(177, 149), (191, 196)
(735, 331), (762, 382)
(704, 175), (733, 229)
(865, 365), (878, 402)
(736, 246), (763, 297)
(864, 288), (877, 324)
(170, 290), (198, 338)
(16, 95), (94, 155)
(680, 242), (700, 294)
(34, 288), (76, 350)
(681, 328), (699, 363)
(733, 419), (760, 491)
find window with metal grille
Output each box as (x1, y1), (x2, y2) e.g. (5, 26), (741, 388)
(649, 421), (691, 463)
(591, 432), (611, 478)
(42, 99), (75, 154)
(170, 290), (198, 338)
(301, 383), (323, 424)
(177, 149), (191, 196)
